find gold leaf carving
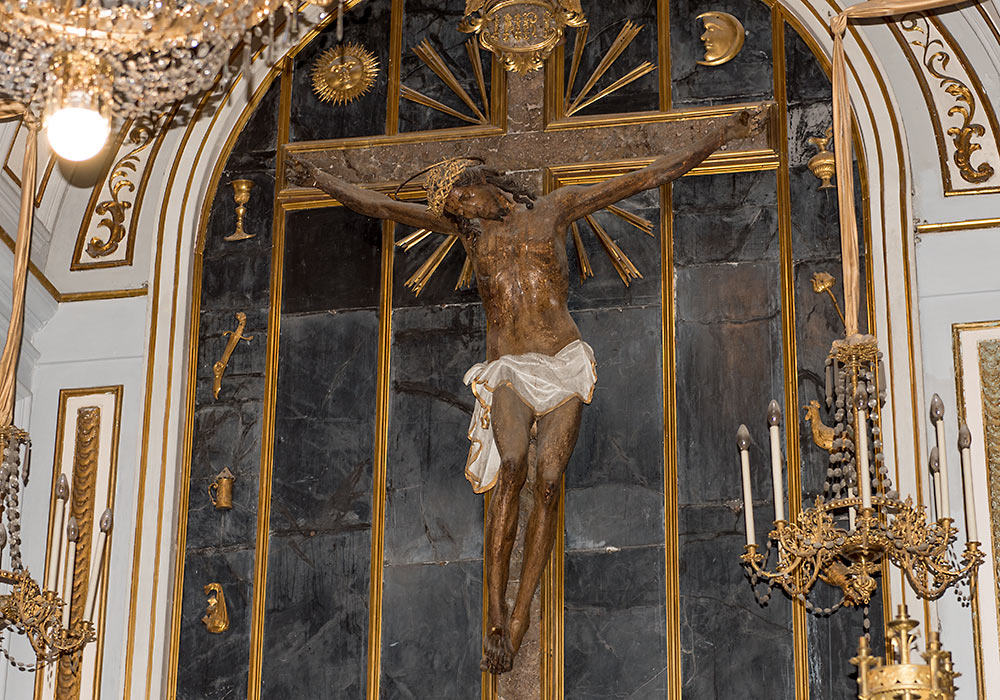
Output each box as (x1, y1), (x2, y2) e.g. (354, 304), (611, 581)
(89, 115), (162, 258)
(56, 406), (100, 700)
(901, 14), (994, 185)
(977, 339), (1000, 649)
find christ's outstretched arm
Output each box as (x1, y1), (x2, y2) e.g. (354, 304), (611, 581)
(287, 157), (458, 234)
(547, 106), (767, 226)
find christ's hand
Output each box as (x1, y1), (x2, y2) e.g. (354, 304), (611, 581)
(286, 155), (319, 189)
(724, 105), (768, 142)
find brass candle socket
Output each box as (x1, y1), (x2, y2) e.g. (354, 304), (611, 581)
(225, 179), (256, 242)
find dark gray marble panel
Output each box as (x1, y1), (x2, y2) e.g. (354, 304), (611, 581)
(176, 547), (255, 700)
(259, 530), (371, 698)
(283, 207), (383, 315)
(561, 0), (660, 118)
(385, 304), (486, 565)
(564, 546), (668, 699)
(672, 170), (779, 266)
(273, 310), (378, 530)
(289, 1), (391, 143)
(671, 0), (773, 107)
(227, 78), (280, 173)
(566, 305), (664, 550)
(188, 400), (264, 551)
(679, 503), (794, 699)
(201, 171), (276, 311)
(399, 0), (494, 133)
(785, 25), (832, 107)
(568, 188), (662, 311)
(380, 561), (483, 699)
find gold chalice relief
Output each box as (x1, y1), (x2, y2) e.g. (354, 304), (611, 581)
(696, 11), (745, 66)
(311, 42), (380, 105)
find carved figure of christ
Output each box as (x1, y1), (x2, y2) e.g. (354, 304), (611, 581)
(287, 96), (762, 674)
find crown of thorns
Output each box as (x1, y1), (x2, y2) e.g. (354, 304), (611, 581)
(395, 157), (485, 216)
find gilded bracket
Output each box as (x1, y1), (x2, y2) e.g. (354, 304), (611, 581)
(212, 313), (254, 400)
(201, 583), (229, 634)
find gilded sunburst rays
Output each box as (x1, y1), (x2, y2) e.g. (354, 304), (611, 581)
(397, 206), (653, 296)
(310, 42), (380, 106)
(401, 38), (492, 125)
(565, 20), (657, 118)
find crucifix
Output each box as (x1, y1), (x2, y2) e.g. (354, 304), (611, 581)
(284, 37), (773, 676)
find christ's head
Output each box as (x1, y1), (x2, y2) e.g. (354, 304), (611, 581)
(442, 166), (535, 224)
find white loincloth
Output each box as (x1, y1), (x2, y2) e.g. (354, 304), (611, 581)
(463, 340), (597, 493)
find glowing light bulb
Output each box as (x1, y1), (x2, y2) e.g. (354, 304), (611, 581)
(45, 100), (110, 162)
(44, 51), (113, 161)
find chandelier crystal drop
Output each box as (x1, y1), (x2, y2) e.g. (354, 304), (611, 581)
(0, 0), (314, 158)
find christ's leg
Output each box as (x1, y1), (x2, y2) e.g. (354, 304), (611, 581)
(481, 385), (533, 674)
(508, 398), (583, 655)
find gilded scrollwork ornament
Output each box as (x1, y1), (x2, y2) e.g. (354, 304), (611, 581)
(90, 114), (164, 258)
(900, 13), (995, 185)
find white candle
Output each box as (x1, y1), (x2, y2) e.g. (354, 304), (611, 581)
(930, 395), (951, 521)
(46, 475), (69, 592)
(84, 509), (113, 621)
(958, 423), (978, 542)
(767, 400), (785, 522)
(737, 425), (755, 546)
(62, 517), (78, 629)
(855, 390), (872, 509)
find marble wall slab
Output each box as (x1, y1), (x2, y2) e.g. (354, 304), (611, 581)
(670, 0), (774, 108)
(561, 0), (660, 117)
(289, 1), (391, 143)
(399, 0), (495, 133)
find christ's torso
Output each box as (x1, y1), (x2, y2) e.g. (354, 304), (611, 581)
(465, 203), (581, 361)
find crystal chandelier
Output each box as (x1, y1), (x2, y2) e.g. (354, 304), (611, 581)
(0, 0), (314, 160)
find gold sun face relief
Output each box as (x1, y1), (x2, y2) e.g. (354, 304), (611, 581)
(310, 43), (380, 105)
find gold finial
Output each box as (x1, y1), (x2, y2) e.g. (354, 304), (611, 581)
(807, 126), (836, 189)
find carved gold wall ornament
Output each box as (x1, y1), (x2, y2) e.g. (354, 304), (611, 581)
(310, 43), (380, 106)
(811, 270), (846, 329)
(696, 12), (745, 66)
(90, 115), (162, 258)
(460, 0), (587, 73)
(208, 468), (236, 510)
(807, 127), (836, 190)
(892, 14), (1000, 193)
(201, 583), (229, 634)
(803, 401), (834, 452)
(212, 313), (254, 400)
(225, 180), (256, 242)
(978, 339), (1000, 645)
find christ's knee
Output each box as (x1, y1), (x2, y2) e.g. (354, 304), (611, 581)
(497, 455), (528, 494)
(535, 471), (562, 509)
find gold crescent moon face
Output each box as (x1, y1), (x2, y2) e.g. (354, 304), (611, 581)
(696, 11), (745, 66)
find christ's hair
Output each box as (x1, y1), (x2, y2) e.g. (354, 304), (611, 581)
(444, 166), (537, 239)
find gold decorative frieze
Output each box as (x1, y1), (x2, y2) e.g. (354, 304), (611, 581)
(71, 111), (173, 270)
(891, 14), (1000, 195)
(978, 339), (1000, 656)
(460, 0), (587, 73)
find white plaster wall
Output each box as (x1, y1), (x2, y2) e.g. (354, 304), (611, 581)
(0, 295), (149, 700)
(915, 226), (1000, 700)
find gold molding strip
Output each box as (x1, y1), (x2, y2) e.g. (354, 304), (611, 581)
(246, 57), (293, 700)
(36, 386), (123, 700)
(660, 180), (681, 700)
(976, 338), (1000, 700)
(916, 218), (1000, 234)
(772, 14), (809, 700)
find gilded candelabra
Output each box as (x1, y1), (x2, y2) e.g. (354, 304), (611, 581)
(852, 605), (959, 700)
(737, 279), (983, 613)
(0, 425), (113, 671)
